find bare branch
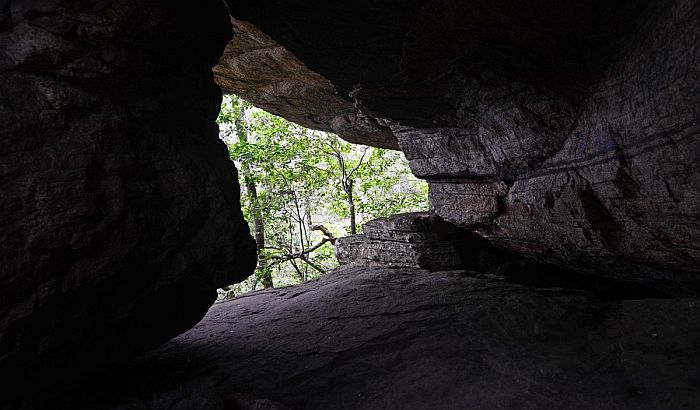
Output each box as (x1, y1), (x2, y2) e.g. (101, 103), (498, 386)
(266, 237), (333, 262)
(348, 146), (369, 179)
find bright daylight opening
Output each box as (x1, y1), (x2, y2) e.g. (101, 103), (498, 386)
(216, 94), (429, 298)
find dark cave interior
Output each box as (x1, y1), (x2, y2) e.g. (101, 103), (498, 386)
(0, 1), (698, 409)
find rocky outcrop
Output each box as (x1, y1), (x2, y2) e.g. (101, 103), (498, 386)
(335, 212), (477, 270)
(334, 212), (523, 273)
(0, 2), (256, 407)
(225, 0), (700, 296)
(213, 19), (397, 149)
(334, 213), (670, 300)
(50, 266), (700, 409)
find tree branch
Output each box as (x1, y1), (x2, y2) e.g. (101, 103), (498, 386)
(311, 224), (336, 244)
(300, 255), (326, 274)
(347, 146), (369, 179)
(267, 237), (333, 262)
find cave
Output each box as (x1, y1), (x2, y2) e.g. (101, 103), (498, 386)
(1, 1), (698, 409)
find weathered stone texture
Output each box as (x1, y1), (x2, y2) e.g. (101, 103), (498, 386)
(428, 180), (509, 227)
(214, 19), (397, 149)
(0, 1), (256, 406)
(483, 0), (700, 294)
(335, 212), (475, 270)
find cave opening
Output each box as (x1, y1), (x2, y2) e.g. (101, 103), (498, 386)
(213, 93), (429, 297)
(210, 15), (679, 304)
(213, 87), (673, 302)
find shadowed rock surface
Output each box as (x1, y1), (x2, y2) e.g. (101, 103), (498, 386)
(224, 0), (700, 295)
(335, 213), (673, 301)
(52, 266), (700, 410)
(0, 2), (255, 406)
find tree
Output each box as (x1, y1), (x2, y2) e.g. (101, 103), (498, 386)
(217, 94), (428, 297)
(235, 101), (272, 288)
(218, 97), (273, 289)
(322, 138), (367, 235)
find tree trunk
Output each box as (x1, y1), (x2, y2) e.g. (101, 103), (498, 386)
(346, 180), (356, 235)
(246, 180), (272, 288)
(236, 104), (273, 288)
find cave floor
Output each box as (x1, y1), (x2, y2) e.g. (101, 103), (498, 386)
(56, 267), (700, 410)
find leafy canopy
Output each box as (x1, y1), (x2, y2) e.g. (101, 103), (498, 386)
(217, 94), (428, 297)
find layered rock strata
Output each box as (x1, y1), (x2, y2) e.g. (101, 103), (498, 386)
(0, 2), (256, 407)
(334, 212), (476, 270)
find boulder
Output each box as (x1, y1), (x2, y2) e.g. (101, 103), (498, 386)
(335, 212), (484, 270)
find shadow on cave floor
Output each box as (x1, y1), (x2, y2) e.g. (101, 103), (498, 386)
(443, 228), (673, 301)
(50, 266), (700, 410)
(498, 263), (671, 301)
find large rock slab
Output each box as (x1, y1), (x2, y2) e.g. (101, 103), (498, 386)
(51, 266), (700, 409)
(335, 212), (475, 269)
(0, 1), (256, 406)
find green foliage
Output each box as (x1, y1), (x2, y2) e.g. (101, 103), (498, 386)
(216, 94), (428, 298)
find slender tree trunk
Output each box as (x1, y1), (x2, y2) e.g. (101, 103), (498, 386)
(329, 141), (360, 236)
(305, 196), (313, 227)
(345, 179), (356, 235)
(246, 180), (272, 287)
(236, 104), (273, 288)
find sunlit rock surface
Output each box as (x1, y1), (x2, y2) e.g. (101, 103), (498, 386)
(214, 18), (398, 149)
(0, 2), (255, 407)
(52, 267), (700, 409)
(225, 0), (700, 295)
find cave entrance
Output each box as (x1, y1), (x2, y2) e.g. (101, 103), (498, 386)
(214, 94), (429, 298)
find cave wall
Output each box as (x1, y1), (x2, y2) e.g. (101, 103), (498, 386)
(0, 1), (255, 405)
(224, 0), (700, 295)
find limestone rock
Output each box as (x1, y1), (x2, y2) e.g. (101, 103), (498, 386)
(427, 180), (510, 227)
